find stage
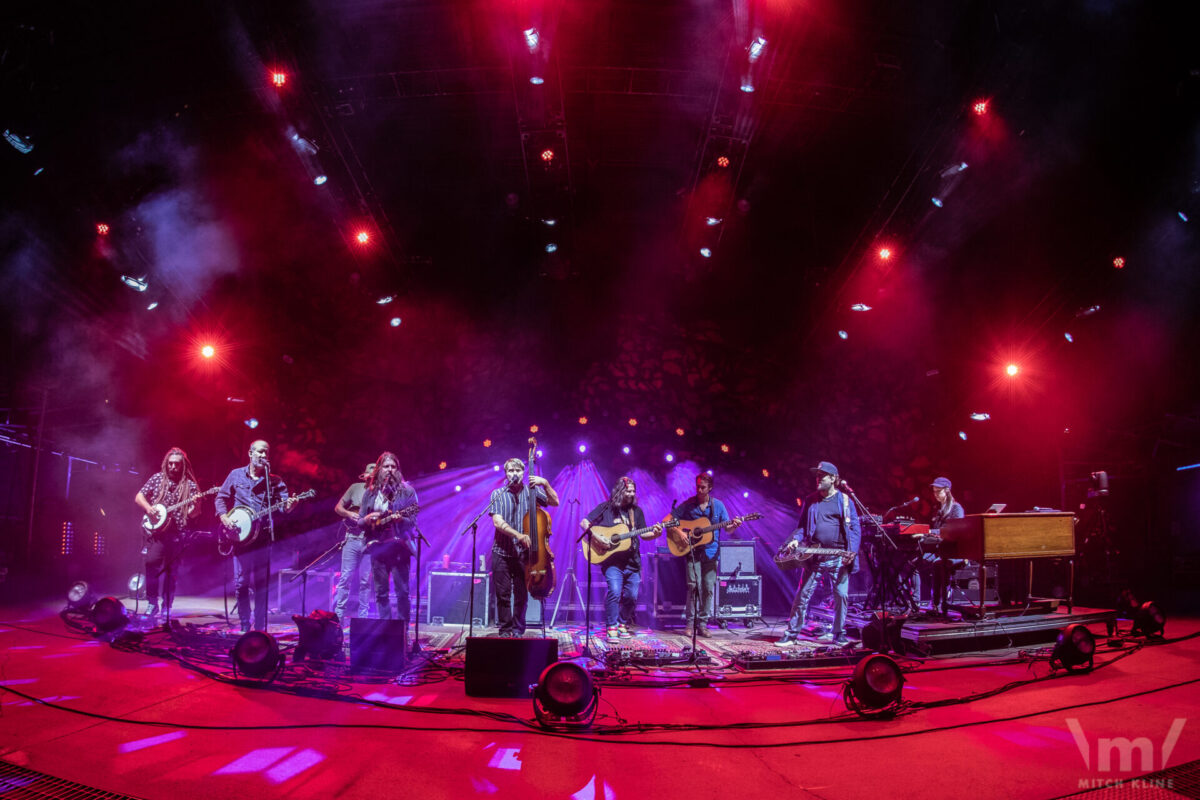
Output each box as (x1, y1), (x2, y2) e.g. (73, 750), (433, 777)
(2, 596), (1198, 799)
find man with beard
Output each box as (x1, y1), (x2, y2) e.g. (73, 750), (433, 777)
(776, 461), (861, 647)
(487, 457), (560, 638)
(216, 440), (297, 633)
(358, 452), (420, 622)
(580, 476), (663, 642)
(333, 462), (377, 622)
(133, 447), (202, 622)
(672, 472), (740, 638)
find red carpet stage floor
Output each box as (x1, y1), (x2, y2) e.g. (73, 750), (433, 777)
(1, 597), (1198, 800)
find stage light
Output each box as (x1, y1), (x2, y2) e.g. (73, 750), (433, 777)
(201, 345), (215, 359)
(314, 175), (328, 186)
(67, 581), (96, 610)
(536, 449), (543, 458)
(1006, 364), (1019, 377)
(720, 444), (730, 453)
(271, 71), (287, 87)
(844, 653), (905, 717)
(390, 317), (402, 327)
(705, 217), (722, 226)
(1112, 257), (1125, 269)
(377, 295), (395, 304)
(761, 469), (770, 478)
(529, 76), (545, 85)
(747, 36), (767, 62)
(121, 275), (149, 292)
(232, 631), (282, 680)
(545, 243), (558, 253)
(578, 444), (587, 454)
(483, 439), (492, 448)
(542, 218), (557, 226)
(523, 27), (540, 52)
(970, 412), (990, 421)
(146, 302), (158, 311)
(716, 156), (730, 168)
(838, 330), (848, 340)
(851, 304), (872, 311)
(4, 129), (34, 154)
(1132, 601), (1166, 638)
(355, 230), (370, 245)
(90, 596), (128, 633)
(878, 248), (892, 261)
(128, 574), (145, 598)
(578, 416), (588, 425)
(939, 161), (969, 178)
(675, 428), (685, 437)
(628, 418), (638, 427)
(438, 461), (447, 470)
(1180, 212), (1190, 222)
(289, 133), (318, 156)
(700, 248), (712, 258)
(493, 464), (500, 471)
(530, 425), (539, 433)
(621, 446), (631, 455)
(1064, 332), (1074, 343)
(244, 418), (259, 429)
(931, 197), (944, 208)
(972, 100), (989, 115)
(532, 661), (599, 730)
(1051, 624), (1096, 672)
(96, 223), (110, 235)
(665, 453), (675, 463)
(958, 431), (968, 440)
(739, 82), (755, 94)
(742, 491), (750, 499)
(454, 485), (463, 492)
(540, 149), (555, 163)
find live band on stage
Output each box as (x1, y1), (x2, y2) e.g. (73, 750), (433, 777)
(134, 440), (1079, 652)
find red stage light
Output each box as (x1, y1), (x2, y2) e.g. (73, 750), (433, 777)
(483, 439), (492, 448)
(530, 424), (539, 433)
(675, 428), (685, 437)
(271, 71), (287, 88)
(438, 461), (447, 470)
(355, 230), (371, 245)
(1113, 256), (1125, 269)
(96, 223), (110, 236)
(628, 418), (638, 427)
(972, 100), (988, 115)
(716, 156), (730, 168)
(720, 444), (730, 453)
(1006, 363), (1019, 377)
(578, 416), (588, 425)
(761, 468), (770, 478)
(540, 149), (555, 163)
(200, 345), (216, 359)
(878, 247), (892, 261)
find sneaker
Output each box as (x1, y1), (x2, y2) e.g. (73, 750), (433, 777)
(774, 635), (799, 648)
(695, 625), (712, 638)
(617, 625), (632, 639)
(145, 603), (159, 618)
(816, 631), (835, 642)
(833, 635), (852, 647)
(606, 628), (621, 642)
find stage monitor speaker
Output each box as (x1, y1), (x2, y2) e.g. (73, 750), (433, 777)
(861, 612), (905, 654)
(274, 569), (334, 616)
(464, 637), (558, 698)
(718, 540), (757, 576)
(350, 618), (408, 673)
(949, 565), (999, 604)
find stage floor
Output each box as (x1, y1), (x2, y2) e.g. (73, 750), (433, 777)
(2, 596), (1198, 799)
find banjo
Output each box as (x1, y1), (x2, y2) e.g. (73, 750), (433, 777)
(226, 489), (315, 547)
(142, 487), (219, 534)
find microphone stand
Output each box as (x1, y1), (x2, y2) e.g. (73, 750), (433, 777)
(574, 524), (598, 662)
(410, 524), (431, 655)
(262, 459), (274, 634)
(460, 504), (492, 640)
(290, 540), (341, 616)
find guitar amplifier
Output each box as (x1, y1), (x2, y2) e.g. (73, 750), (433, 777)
(718, 540), (757, 576)
(949, 564), (999, 603)
(427, 571), (489, 626)
(713, 575), (762, 619)
(274, 569), (335, 616)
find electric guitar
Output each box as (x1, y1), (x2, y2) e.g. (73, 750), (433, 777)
(582, 517), (678, 565)
(142, 487), (219, 537)
(772, 540), (857, 569)
(224, 489), (316, 547)
(665, 513), (763, 557)
(361, 503), (421, 557)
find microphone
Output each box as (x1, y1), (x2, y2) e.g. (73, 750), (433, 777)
(903, 496), (919, 507)
(839, 479), (855, 494)
(732, 563), (742, 580)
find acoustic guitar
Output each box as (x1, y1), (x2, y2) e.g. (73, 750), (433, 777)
(665, 513), (763, 557)
(582, 517), (677, 565)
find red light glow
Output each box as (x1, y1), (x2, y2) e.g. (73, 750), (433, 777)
(1113, 257), (1125, 269)
(675, 428), (685, 436)
(96, 223), (110, 236)
(720, 444), (730, 453)
(628, 418), (638, 427)
(761, 468), (770, 478)
(438, 461), (447, 470)
(1006, 364), (1019, 377)
(716, 156), (730, 168)
(530, 425), (539, 433)
(578, 416), (588, 425)
(878, 247), (892, 261)
(200, 345), (216, 359)
(972, 100), (988, 115)
(540, 149), (555, 163)
(355, 230), (371, 245)
(271, 71), (287, 88)
(483, 439), (492, 448)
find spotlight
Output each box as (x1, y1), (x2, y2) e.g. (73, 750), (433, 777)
(700, 247), (712, 258)
(1050, 624), (1096, 672)
(91, 597), (129, 633)
(376, 295), (395, 305)
(314, 175), (328, 186)
(529, 76), (545, 86)
(96, 223), (110, 235)
(969, 412), (991, 421)
(3, 129), (34, 154)
(665, 453), (675, 463)
(355, 230), (371, 245)
(540, 149), (555, 163)
(390, 317), (401, 327)
(541, 218), (556, 226)
(972, 100), (989, 116)
(837, 330), (848, 340)
(851, 304), (872, 312)
(621, 446), (631, 455)
(1179, 212), (1189, 223)
(127, 574), (145, 599)
(1132, 601), (1166, 638)
(121, 275), (149, 292)
(523, 27), (540, 52)
(201, 345), (215, 359)
(454, 485), (462, 492)
(493, 464), (500, 471)
(844, 653), (905, 717)
(761, 469), (770, 478)
(742, 491), (749, 498)
(1006, 364), (1019, 377)
(878, 247), (892, 261)
(747, 36), (767, 62)
(483, 439), (492, 447)
(1112, 257), (1125, 269)
(232, 631), (282, 680)
(958, 431), (968, 441)
(675, 428), (685, 436)
(438, 461), (447, 470)
(244, 418), (259, 429)
(931, 197), (944, 208)
(627, 418), (637, 427)
(530, 424), (539, 433)
(1064, 332), (1073, 343)
(147, 302), (159, 311)
(545, 243), (558, 253)
(1075, 304), (1101, 318)
(705, 217), (722, 226)
(716, 156), (730, 168)
(720, 444), (730, 453)
(739, 82), (755, 94)
(939, 161), (969, 178)
(577, 444), (587, 454)
(532, 661), (599, 730)
(271, 71), (287, 88)
(67, 580), (97, 610)
(578, 416), (588, 425)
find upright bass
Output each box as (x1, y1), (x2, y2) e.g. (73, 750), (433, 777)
(522, 437), (556, 600)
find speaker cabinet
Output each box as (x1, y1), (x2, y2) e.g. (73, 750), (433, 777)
(427, 571), (489, 625)
(274, 569), (335, 616)
(717, 540), (757, 576)
(349, 617), (408, 673)
(464, 637), (558, 698)
(950, 564), (999, 603)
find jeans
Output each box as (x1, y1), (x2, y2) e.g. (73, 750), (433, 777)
(234, 545), (271, 632)
(602, 562), (640, 628)
(492, 552), (528, 636)
(334, 534), (373, 620)
(371, 552), (410, 621)
(144, 535), (179, 612)
(786, 557), (850, 636)
(685, 557), (717, 623)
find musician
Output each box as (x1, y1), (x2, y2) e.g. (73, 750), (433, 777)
(358, 452), (419, 622)
(922, 476), (966, 613)
(776, 461), (861, 647)
(133, 447), (200, 621)
(332, 462), (376, 622)
(216, 440), (296, 633)
(581, 477), (663, 642)
(488, 457), (560, 638)
(673, 473), (740, 638)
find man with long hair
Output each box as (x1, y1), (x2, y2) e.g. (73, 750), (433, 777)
(332, 462), (377, 622)
(923, 476), (966, 614)
(581, 476), (663, 642)
(488, 456), (560, 637)
(133, 447), (201, 622)
(358, 452), (419, 622)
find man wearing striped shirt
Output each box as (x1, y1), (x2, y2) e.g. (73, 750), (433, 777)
(488, 457), (560, 637)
